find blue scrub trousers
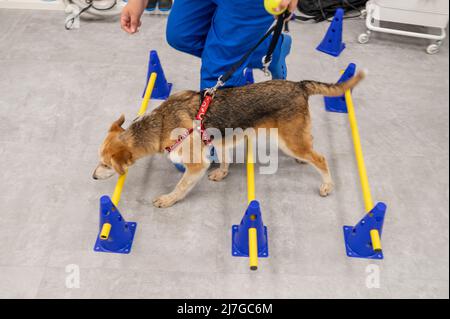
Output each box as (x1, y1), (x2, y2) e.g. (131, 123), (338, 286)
(166, 0), (276, 90)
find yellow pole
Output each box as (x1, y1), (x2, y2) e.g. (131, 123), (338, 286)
(246, 137), (258, 270)
(111, 72), (158, 207)
(100, 223), (112, 240)
(246, 137), (256, 204)
(138, 72), (157, 117)
(344, 88), (382, 252)
(370, 229), (382, 252)
(112, 174), (127, 206)
(248, 228), (258, 271)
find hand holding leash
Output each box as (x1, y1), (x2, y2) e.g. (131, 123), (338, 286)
(265, 0), (298, 16)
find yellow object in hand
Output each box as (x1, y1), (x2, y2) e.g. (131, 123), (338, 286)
(264, 0), (286, 15)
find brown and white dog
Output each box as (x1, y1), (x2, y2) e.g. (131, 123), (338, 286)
(93, 72), (365, 208)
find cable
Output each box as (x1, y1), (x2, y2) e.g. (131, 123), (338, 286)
(294, 0), (365, 23)
(65, 0), (118, 29)
(65, 1), (93, 30)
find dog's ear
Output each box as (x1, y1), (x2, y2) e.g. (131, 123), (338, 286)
(111, 149), (133, 175)
(109, 114), (125, 132)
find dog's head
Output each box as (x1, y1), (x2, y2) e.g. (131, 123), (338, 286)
(92, 115), (134, 180)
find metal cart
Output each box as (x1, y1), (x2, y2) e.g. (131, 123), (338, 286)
(359, 0), (449, 54)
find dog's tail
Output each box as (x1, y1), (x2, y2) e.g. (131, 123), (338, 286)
(300, 70), (365, 97)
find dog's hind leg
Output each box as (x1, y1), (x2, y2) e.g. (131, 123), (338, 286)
(153, 162), (209, 208)
(278, 117), (334, 197)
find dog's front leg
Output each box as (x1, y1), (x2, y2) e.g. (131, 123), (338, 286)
(208, 143), (230, 182)
(153, 163), (209, 208)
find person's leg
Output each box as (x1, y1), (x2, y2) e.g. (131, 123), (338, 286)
(200, 0), (291, 89)
(264, 33), (292, 80)
(146, 0), (157, 12)
(158, 0), (173, 12)
(200, 0), (274, 89)
(166, 0), (216, 58)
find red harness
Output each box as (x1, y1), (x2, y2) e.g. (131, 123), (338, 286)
(165, 94), (214, 153)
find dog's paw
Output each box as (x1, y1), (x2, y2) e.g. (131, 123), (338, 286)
(153, 194), (177, 208)
(208, 168), (229, 182)
(319, 182), (334, 197)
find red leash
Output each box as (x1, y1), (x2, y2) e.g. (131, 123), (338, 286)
(165, 91), (215, 153)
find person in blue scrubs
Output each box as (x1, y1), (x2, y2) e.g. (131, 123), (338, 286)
(121, 0), (298, 90)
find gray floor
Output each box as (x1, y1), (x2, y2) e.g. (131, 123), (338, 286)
(0, 9), (448, 299)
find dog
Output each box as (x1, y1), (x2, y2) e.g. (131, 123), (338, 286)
(93, 72), (365, 208)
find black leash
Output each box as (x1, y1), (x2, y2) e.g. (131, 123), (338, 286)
(262, 11), (290, 74)
(218, 10), (291, 87)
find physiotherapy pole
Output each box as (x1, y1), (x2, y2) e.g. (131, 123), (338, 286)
(341, 65), (386, 259)
(97, 73), (157, 246)
(344, 88), (382, 252)
(246, 137), (258, 270)
(232, 136), (269, 270)
(110, 72), (157, 207)
(95, 50), (173, 254)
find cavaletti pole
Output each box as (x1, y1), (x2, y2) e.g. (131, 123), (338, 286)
(344, 86), (382, 252)
(110, 72), (157, 207)
(246, 137), (258, 270)
(97, 72), (157, 246)
(340, 64), (387, 259)
(232, 137), (269, 270)
(94, 50), (173, 255)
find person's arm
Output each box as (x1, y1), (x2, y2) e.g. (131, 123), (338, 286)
(120, 0), (149, 34)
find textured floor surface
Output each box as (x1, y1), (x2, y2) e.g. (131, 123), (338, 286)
(0, 9), (448, 299)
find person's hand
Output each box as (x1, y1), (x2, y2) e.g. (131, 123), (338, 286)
(274, 0), (298, 14)
(120, 0), (148, 34)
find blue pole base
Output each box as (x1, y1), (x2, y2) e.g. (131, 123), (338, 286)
(94, 222), (137, 254)
(316, 8), (346, 58)
(343, 226), (384, 260)
(317, 44), (346, 58)
(143, 50), (173, 101)
(343, 202), (387, 260)
(173, 163), (186, 173)
(231, 201), (269, 258)
(324, 95), (348, 113)
(232, 225), (269, 258)
(93, 195), (138, 255)
(324, 63), (356, 113)
(152, 83), (173, 100)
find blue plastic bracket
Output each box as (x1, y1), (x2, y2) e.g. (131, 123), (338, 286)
(343, 202), (387, 260)
(143, 50), (172, 100)
(316, 8), (346, 57)
(324, 63), (356, 113)
(232, 201), (269, 258)
(94, 195), (137, 254)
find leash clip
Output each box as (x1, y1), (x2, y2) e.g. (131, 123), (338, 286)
(261, 56), (272, 77)
(205, 76), (224, 96)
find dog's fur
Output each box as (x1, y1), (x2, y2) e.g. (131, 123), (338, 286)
(93, 72), (365, 208)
